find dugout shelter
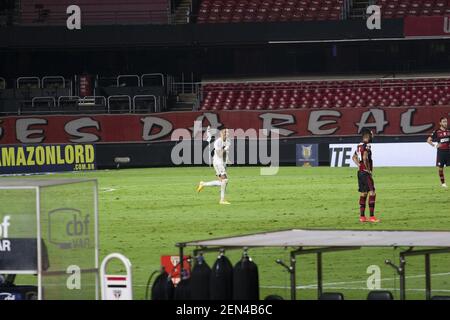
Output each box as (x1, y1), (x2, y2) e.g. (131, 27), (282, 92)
(177, 229), (450, 300)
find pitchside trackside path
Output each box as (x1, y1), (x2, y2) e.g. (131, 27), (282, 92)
(10, 167), (450, 300)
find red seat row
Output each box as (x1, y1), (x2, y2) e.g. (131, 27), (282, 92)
(197, 0), (344, 23)
(19, 0), (168, 25)
(376, 0), (450, 17)
(200, 78), (450, 110)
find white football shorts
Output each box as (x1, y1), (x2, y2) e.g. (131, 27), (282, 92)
(213, 160), (227, 177)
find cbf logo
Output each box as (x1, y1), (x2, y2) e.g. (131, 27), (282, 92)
(0, 215), (11, 252)
(48, 208), (90, 249)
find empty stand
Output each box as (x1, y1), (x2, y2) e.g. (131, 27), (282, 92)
(196, 0), (450, 23)
(197, 0), (345, 23)
(0, 74), (166, 115)
(19, 0), (169, 25)
(200, 77), (450, 110)
(377, 0), (450, 18)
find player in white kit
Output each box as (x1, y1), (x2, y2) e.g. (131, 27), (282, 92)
(196, 128), (231, 205)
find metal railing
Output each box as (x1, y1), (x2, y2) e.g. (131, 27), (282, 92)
(201, 75), (450, 90)
(30, 96), (56, 111)
(42, 76), (66, 89)
(171, 82), (200, 95)
(4, 73), (170, 114)
(80, 96), (107, 108)
(343, 0), (352, 19)
(57, 95), (80, 107)
(95, 73), (165, 88)
(107, 95), (132, 113)
(16, 75), (71, 89)
(172, 72), (197, 93)
(117, 75), (141, 87)
(167, 75), (175, 95)
(17, 76), (40, 89)
(133, 94), (158, 113)
(141, 73), (165, 87)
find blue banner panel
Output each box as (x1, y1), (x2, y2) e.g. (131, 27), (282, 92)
(296, 144), (319, 167)
(0, 144), (96, 174)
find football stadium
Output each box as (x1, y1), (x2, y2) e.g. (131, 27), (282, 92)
(1, 0), (450, 303)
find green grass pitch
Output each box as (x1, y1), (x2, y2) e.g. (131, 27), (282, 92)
(14, 166), (450, 299)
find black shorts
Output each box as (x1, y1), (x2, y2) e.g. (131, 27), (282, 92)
(436, 150), (450, 168)
(358, 171), (375, 193)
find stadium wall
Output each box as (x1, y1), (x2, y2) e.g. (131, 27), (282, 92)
(0, 136), (432, 174)
(0, 19), (404, 49)
(1, 108), (446, 144)
(0, 107), (444, 171)
(94, 136), (430, 169)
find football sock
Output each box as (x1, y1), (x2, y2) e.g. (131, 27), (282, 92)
(359, 195), (367, 216)
(439, 168), (445, 184)
(203, 181), (221, 187)
(220, 179), (228, 201)
(369, 195), (376, 217)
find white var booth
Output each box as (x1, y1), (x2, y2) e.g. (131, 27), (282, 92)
(0, 179), (99, 300)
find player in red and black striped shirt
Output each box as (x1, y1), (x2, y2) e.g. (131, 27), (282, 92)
(427, 117), (449, 188)
(352, 130), (380, 223)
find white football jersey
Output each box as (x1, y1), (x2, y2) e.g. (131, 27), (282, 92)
(213, 138), (225, 162)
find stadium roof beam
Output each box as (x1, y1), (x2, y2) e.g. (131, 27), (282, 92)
(176, 229), (450, 300)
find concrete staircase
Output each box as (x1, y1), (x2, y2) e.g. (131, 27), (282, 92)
(174, 0), (192, 24)
(169, 93), (198, 111)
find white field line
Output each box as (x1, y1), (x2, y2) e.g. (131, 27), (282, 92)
(133, 272), (450, 292)
(280, 287), (450, 292)
(100, 187), (117, 193)
(260, 272), (450, 290)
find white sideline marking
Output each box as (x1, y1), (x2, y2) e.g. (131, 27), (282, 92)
(261, 272), (450, 290)
(134, 272), (450, 292)
(100, 188), (116, 193)
(286, 287), (450, 292)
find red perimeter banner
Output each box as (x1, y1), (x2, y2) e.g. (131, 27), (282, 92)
(0, 107), (449, 144)
(404, 16), (450, 37)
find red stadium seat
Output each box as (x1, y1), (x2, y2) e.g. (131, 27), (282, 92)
(200, 77), (450, 110)
(20, 0), (169, 25)
(376, 0), (449, 18)
(195, 0), (346, 23)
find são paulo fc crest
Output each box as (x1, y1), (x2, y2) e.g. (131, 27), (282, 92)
(170, 256), (180, 267)
(113, 290), (122, 299)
